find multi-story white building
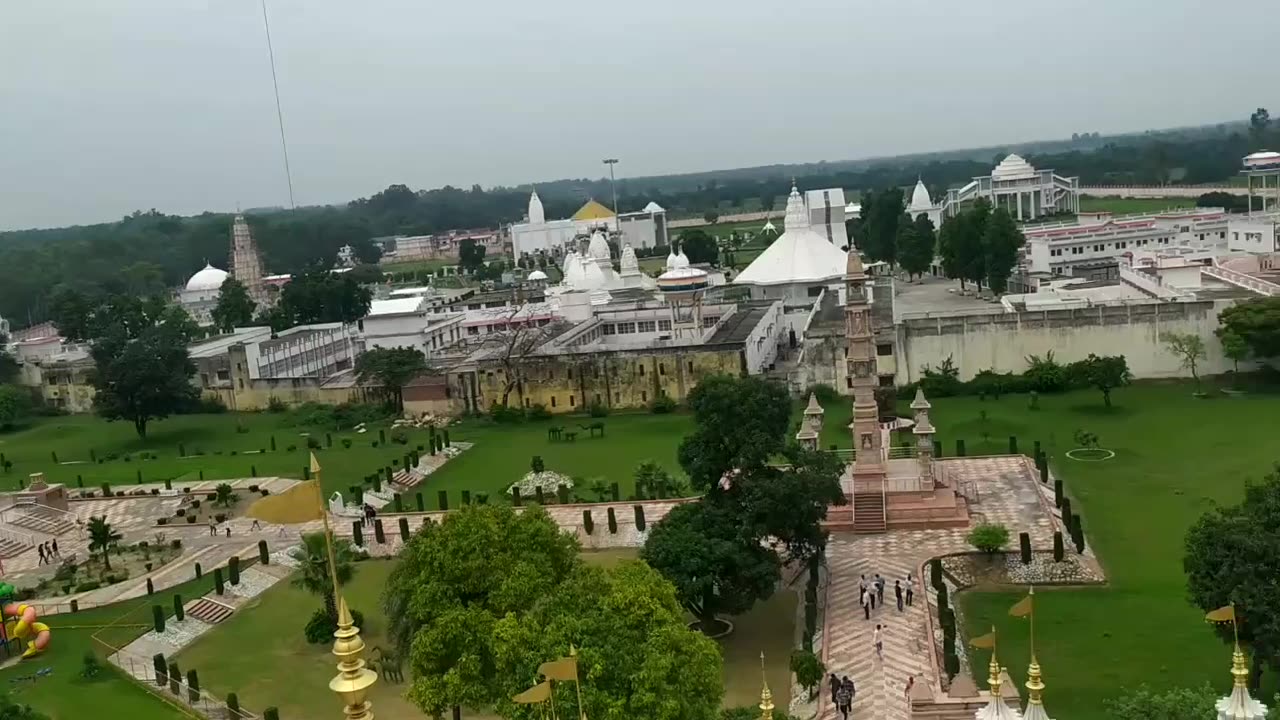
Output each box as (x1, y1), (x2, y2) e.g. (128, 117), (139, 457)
(945, 154), (1080, 219)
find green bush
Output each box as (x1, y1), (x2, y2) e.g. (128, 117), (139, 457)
(227, 693), (240, 714)
(229, 556), (240, 585)
(415, 492), (425, 512)
(187, 669), (200, 702)
(583, 509), (594, 535)
(649, 393), (677, 414)
(1054, 479), (1063, 508)
(930, 558), (943, 590)
(168, 661), (181, 695)
(789, 649), (825, 700)
(153, 653), (167, 687)
(214, 568), (224, 595)
(489, 402), (525, 423)
(173, 594), (185, 622)
(1019, 532), (1032, 564)
(152, 605), (165, 633)
(606, 507), (618, 534)
(259, 540), (270, 565)
(374, 519), (386, 544)
(967, 523), (1010, 555)
(399, 517), (410, 541)
(634, 505), (646, 531)
(304, 606), (366, 644)
(265, 708), (280, 720)
(1053, 531), (1065, 562)
(1071, 514), (1086, 553)
(588, 400), (609, 418)
(528, 403), (552, 420)
(353, 521), (364, 547)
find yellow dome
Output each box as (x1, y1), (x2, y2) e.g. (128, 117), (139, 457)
(572, 199), (616, 221)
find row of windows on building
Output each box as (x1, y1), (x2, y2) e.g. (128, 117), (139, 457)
(1047, 231), (1228, 258)
(522, 389), (660, 408)
(485, 359), (700, 383)
(465, 317), (553, 336)
(600, 316), (720, 336)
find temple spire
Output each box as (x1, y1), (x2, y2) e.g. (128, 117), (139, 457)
(1215, 643), (1267, 720)
(757, 653), (774, 720)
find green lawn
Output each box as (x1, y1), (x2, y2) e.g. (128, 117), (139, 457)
(0, 574), (218, 720)
(1077, 195), (1197, 215)
(178, 552), (795, 719)
(0, 411), (695, 500)
(914, 383), (1280, 717)
(0, 412), (441, 496)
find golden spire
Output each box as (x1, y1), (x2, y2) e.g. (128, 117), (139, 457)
(1025, 658), (1044, 706)
(987, 627), (1002, 696)
(330, 596), (378, 720)
(758, 652), (774, 720)
(1231, 642), (1250, 690)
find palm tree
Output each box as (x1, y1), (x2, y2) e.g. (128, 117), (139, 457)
(214, 483), (236, 508)
(289, 532), (357, 621)
(86, 516), (122, 571)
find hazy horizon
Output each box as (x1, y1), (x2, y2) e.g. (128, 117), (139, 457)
(3, 0), (1277, 231)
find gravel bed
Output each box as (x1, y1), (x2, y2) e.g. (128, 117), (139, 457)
(225, 567), (279, 599)
(138, 617), (214, 651)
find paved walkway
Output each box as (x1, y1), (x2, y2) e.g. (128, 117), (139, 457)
(819, 457), (1063, 720)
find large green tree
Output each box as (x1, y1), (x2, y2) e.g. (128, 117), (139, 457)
(1184, 465), (1280, 688)
(262, 265), (372, 330)
(459, 238), (487, 273)
(981, 207), (1025, 294)
(898, 213), (936, 280)
(676, 374), (791, 491)
(355, 346), (429, 409)
(937, 199), (991, 291)
(724, 447), (845, 563)
(385, 505), (580, 717)
(858, 188), (904, 267)
(641, 500), (780, 634)
(1218, 297), (1280, 362)
(210, 277), (256, 333)
(678, 229), (719, 266)
(491, 561), (723, 720)
(0, 385), (32, 430)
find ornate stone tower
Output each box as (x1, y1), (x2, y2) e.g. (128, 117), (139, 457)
(229, 214), (267, 306)
(795, 393), (824, 451)
(911, 388), (936, 487)
(845, 250), (885, 479)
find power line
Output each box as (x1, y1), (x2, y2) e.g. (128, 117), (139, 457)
(260, 0), (295, 209)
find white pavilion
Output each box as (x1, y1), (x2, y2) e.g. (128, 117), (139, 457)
(733, 183), (849, 303)
(944, 154), (1080, 220)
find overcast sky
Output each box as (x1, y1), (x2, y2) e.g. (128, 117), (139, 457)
(2, 0), (1275, 230)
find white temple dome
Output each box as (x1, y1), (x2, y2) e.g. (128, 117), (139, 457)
(992, 154), (1038, 181)
(587, 231), (611, 261)
(734, 184), (847, 287)
(909, 180), (933, 212)
(672, 250), (690, 269)
(620, 244), (639, 273)
(185, 264), (228, 292)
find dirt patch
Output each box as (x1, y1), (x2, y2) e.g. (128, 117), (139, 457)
(246, 480), (324, 524)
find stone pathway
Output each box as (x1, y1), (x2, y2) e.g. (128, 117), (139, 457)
(818, 457), (1065, 720)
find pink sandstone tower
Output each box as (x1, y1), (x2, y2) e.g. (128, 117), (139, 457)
(229, 214), (267, 306)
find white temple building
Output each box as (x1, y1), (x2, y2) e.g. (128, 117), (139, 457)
(179, 263), (229, 326)
(511, 191), (668, 259)
(945, 154), (1080, 220)
(907, 179), (945, 228)
(554, 230), (657, 296)
(733, 184), (850, 302)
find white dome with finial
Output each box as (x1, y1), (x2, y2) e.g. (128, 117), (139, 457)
(185, 264), (228, 292)
(909, 179), (933, 212)
(587, 230), (611, 262)
(620, 244), (639, 273)
(734, 183), (848, 287)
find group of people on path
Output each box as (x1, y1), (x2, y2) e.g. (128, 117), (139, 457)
(830, 674), (856, 720)
(859, 572), (915, 622)
(35, 539), (60, 565)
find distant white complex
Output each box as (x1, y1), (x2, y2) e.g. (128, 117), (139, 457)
(555, 231), (656, 294)
(945, 154), (1080, 219)
(510, 191), (667, 259)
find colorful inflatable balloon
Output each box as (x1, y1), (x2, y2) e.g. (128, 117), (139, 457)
(3, 602), (51, 658)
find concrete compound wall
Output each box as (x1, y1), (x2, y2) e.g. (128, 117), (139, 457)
(894, 300), (1245, 383)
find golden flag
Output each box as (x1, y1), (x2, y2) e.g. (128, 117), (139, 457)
(1205, 605), (1235, 624)
(539, 656), (578, 682)
(513, 681), (551, 704)
(310, 452), (323, 474)
(969, 632), (995, 649)
(1009, 595), (1033, 618)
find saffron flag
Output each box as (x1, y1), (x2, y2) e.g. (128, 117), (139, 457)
(310, 452), (323, 475)
(1205, 605), (1235, 624)
(539, 656), (578, 682)
(969, 632), (995, 649)
(513, 681), (551, 704)
(1009, 595), (1033, 618)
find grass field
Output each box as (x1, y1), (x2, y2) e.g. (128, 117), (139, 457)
(1077, 195), (1198, 215)
(177, 552), (796, 719)
(379, 258), (456, 274)
(0, 574), (218, 720)
(913, 382), (1280, 717)
(0, 410), (695, 500)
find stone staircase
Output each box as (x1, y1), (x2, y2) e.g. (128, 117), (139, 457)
(389, 469), (421, 492)
(185, 597), (235, 624)
(0, 537), (28, 558)
(8, 506), (75, 535)
(852, 492), (887, 534)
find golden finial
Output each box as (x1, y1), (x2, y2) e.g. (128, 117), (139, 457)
(758, 652), (774, 720)
(1231, 642), (1250, 690)
(1025, 658), (1045, 706)
(330, 595), (378, 719)
(987, 627), (1002, 696)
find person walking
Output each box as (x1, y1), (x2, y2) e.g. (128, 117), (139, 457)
(861, 587), (870, 620)
(828, 673), (840, 706)
(894, 580), (904, 612)
(905, 573), (915, 606)
(836, 676), (854, 720)
(874, 624), (884, 661)
(36, 543), (46, 566)
(208, 517), (217, 537)
(904, 674), (915, 700)
(875, 574), (885, 607)
(250, 518), (261, 532)
(51, 538), (59, 558)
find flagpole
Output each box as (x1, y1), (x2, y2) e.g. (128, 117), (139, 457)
(547, 681), (560, 720)
(1028, 586), (1036, 661)
(570, 645), (586, 720)
(311, 454), (342, 618)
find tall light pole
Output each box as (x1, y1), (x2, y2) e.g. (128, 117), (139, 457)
(602, 158), (620, 231)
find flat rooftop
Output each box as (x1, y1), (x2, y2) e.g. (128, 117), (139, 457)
(895, 277), (1004, 319)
